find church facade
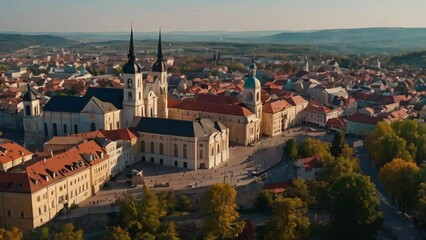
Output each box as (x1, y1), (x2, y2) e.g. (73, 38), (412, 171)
(23, 29), (168, 150)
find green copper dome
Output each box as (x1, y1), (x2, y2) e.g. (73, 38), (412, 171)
(244, 76), (261, 89)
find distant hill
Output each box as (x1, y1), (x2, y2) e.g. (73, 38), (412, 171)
(262, 28), (426, 54)
(0, 33), (75, 53)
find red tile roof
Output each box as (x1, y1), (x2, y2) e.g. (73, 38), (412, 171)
(263, 100), (292, 114)
(326, 118), (346, 129)
(0, 142), (33, 164)
(172, 98), (254, 117)
(284, 95), (308, 106)
(300, 155), (323, 170)
(347, 112), (385, 125)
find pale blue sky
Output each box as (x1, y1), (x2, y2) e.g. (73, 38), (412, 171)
(1, 0), (426, 32)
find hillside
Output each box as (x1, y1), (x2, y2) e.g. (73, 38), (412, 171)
(0, 33), (75, 53)
(387, 51), (426, 68)
(262, 28), (426, 54)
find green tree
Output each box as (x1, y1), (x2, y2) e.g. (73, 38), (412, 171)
(330, 132), (346, 157)
(176, 195), (192, 212)
(140, 187), (161, 234)
(415, 182), (426, 225)
(202, 183), (245, 240)
(284, 138), (298, 161)
(0, 65), (9, 72)
(119, 196), (144, 234)
(285, 178), (309, 207)
(54, 223), (84, 240)
(379, 158), (419, 210)
(255, 190), (276, 213)
(297, 138), (330, 158)
(157, 222), (180, 240)
(134, 232), (155, 240)
(328, 174), (382, 240)
(0, 227), (23, 240)
(158, 191), (176, 216)
(104, 226), (131, 240)
(237, 220), (257, 240)
(318, 155), (357, 183)
(32, 226), (50, 240)
(265, 197), (310, 240)
(365, 121), (412, 167)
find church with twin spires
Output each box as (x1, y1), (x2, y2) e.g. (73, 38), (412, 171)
(23, 28), (168, 149)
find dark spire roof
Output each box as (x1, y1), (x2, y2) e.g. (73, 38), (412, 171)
(23, 84), (39, 101)
(157, 28), (163, 61)
(122, 26), (141, 74)
(152, 28), (167, 73)
(249, 54), (257, 74)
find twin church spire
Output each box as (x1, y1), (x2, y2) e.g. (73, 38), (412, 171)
(122, 26), (165, 74)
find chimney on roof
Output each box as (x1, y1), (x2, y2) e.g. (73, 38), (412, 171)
(43, 158), (47, 163)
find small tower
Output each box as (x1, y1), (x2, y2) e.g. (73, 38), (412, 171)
(122, 27), (144, 127)
(152, 29), (168, 119)
(23, 84), (43, 150)
(242, 54), (262, 119)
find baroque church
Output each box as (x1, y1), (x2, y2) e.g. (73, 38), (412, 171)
(23, 28), (168, 149)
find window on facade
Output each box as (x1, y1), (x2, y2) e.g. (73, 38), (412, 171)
(183, 144), (187, 158)
(63, 124), (67, 134)
(8, 210), (11, 217)
(174, 161), (178, 167)
(217, 145), (220, 154)
(128, 91), (133, 101)
(142, 156), (146, 162)
(74, 124), (78, 134)
(174, 144), (178, 157)
(141, 141), (145, 152)
(151, 158), (154, 163)
(183, 162), (188, 168)
(159, 143), (164, 155)
(139, 92), (141, 100)
(25, 105), (30, 116)
(53, 123), (58, 136)
(160, 159), (163, 165)
(90, 123), (96, 131)
(211, 147), (214, 156)
(44, 123), (48, 137)
(21, 211), (24, 218)
(150, 142), (154, 153)
(257, 92), (260, 101)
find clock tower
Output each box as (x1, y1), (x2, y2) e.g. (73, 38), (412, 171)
(122, 27), (144, 127)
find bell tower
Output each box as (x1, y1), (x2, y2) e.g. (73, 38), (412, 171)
(122, 27), (144, 127)
(152, 29), (168, 119)
(23, 84), (43, 150)
(242, 55), (262, 119)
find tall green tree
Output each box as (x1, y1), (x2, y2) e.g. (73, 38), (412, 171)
(284, 138), (298, 161)
(297, 138), (330, 158)
(265, 197), (310, 240)
(119, 196), (144, 234)
(318, 156), (357, 183)
(415, 182), (426, 225)
(379, 158), (420, 210)
(285, 178), (309, 207)
(157, 222), (180, 240)
(328, 174), (382, 240)
(140, 187), (161, 234)
(31, 226), (49, 240)
(202, 183), (245, 240)
(0, 227), (23, 240)
(104, 226), (131, 240)
(54, 223), (84, 240)
(330, 132), (346, 157)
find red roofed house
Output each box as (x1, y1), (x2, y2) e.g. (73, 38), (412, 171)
(0, 140), (33, 172)
(303, 103), (340, 127)
(262, 99), (294, 136)
(345, 112), (387, 136)
(295, 155), (323, 179)
(0, 140), (108, 232)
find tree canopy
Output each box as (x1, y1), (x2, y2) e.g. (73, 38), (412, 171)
(284, 138), (298, 161)
(0, 227), (23, 240)
(104, 226), (131, 240)
(379, 158), (420, 210)
(54, 223), (84, 240)
(297, 138), (330, 158)
(265, 197), (310, 240)
(202, 183), (245, 239)
(328, 174), (382, 240)
(330, 132), (346, 158)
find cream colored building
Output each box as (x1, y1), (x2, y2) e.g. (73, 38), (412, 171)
(0, 140), (107, 232)
(135, 117), (229, 170)
(23, 29), (168, 150)
(168, 57), (262, 146)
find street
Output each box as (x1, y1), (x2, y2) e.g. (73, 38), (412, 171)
(356, 141), (426, 240)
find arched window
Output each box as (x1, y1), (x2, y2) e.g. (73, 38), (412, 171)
(217, 145), (220, 154)
(248, 92), (253, 101)
(150, 107), (153, 117)
(139, 92), (141, 100)
(141, 141), (145, 152)
(183, 144), (187, 158)
(128, 91), (133, 101)
(256, 92), (260, 101)
(150, 142), (154, 153)
(159, 143), (164, 155)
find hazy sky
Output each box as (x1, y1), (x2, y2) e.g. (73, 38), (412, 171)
(1, 0), (426, 32)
